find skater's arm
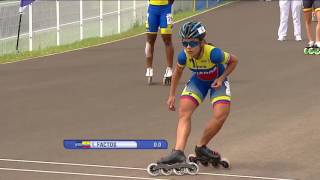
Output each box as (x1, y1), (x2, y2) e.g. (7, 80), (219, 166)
(167, 65), (184, 111)
(167, 50), (186, 111)
(170, 65), (184, 96)
(220, 54), (238, 79)
(212, 54), (238, 89)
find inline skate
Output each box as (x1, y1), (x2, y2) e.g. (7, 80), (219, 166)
(145, 67), (153, 85)
(162, 67), (172, 86)
(188, 145), (230, 168)
(147, 149), (199, 176)
(304, 41), (320, 55)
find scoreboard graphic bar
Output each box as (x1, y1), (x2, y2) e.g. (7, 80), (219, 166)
(64, 139), (168, 150)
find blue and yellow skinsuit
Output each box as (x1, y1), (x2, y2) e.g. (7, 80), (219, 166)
(146, 0), (174, 34)
(303, 0), (320, 12)
(177, 44), (231, 106)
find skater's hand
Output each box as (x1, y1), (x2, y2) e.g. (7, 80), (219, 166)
(211, 77), (224, 89)
(167, 95), (176, 111)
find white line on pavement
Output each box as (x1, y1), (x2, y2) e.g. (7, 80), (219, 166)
(0, 158), (145, 171)
(199, 172), (297, 180)
(0, 167), (169, 180)
(0, 158), (297, 180)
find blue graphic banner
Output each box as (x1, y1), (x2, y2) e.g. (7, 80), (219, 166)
(64, 139), (168, 150)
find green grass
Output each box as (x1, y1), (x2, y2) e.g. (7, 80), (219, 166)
(0, 7), (214, 64)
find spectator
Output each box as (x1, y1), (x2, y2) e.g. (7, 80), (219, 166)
(278, 0), (303, 41)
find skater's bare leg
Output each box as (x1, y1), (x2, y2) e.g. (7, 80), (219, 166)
(161, 34), (174, 68)
(174, 98), (198, 151)
(304, 11), (314, 44)
(146, 33), (157, 68)
(316, 11), (320, 44)
(198, 102), (230, 147)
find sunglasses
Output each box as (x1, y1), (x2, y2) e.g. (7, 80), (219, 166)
(182, 41), (200, 48)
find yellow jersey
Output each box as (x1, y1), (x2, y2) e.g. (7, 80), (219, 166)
(149, 0), (173, 6)
(177, 44), (230, 81)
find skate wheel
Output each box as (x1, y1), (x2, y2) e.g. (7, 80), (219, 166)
(162, 77), (171, 86)
(220, 158), (230, 169)
(160, 168), (173, 176)
(162, 77), (166, 85)
(186, 162), (199, 175)
(147, 77), (152, 85)
(211, 161), (219, 168)
(147, 163), (160, 176)
(315, 49), (320, 55)
(173, 167), (186, 176)
(167, 78), (171, 85)
(304, 48), (309, 55)
(308, 48), (315, 55)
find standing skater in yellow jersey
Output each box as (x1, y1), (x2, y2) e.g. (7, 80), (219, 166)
(145, 0), (175, 85)
(303, 0), (320, 48)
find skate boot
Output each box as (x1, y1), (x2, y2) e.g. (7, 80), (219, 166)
(162, 67), (172, 86)
(314, 42), (320, 55)
(147, 149), (199, 176)
(304, 41), (315, 55)
(145, 67), (153, 85)
(188, 145), (230, 168)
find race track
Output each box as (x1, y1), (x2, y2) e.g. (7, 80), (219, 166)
(1, 1), (319, 180)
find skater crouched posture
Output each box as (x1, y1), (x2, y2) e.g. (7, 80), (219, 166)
(147, 21), (238, 176)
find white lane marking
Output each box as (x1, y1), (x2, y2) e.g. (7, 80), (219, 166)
(0, 167), (169, 180)
(199, 172), (297, 180)
(0, 158), (297, 180)
(2, 1), (237, 64)
(0, 158), (145, 171)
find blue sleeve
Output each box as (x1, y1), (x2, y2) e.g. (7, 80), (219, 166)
(177, 50), (187, 66)
(210, 48), (230, 64)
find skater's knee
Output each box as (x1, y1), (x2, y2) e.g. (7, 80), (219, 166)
(178, 112), (192, 121)
(178, 108), (192, 121)
(163, 40), (173, 47)
(306, 21), (312, 25)
(213, 112), (229, 123)
(212, 106), (229, 123)
(178, 116), (191, 125)
(162, 36), (173, 46)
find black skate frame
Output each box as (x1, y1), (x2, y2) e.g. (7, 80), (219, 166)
(153, 162), (195, 171)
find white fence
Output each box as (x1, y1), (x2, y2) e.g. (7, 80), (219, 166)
(0, 0), (215, 56)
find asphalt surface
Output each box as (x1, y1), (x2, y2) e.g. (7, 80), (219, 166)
(1, 1), (319, 180)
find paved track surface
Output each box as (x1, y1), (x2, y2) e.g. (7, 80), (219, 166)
(1, 1), (319, 180)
